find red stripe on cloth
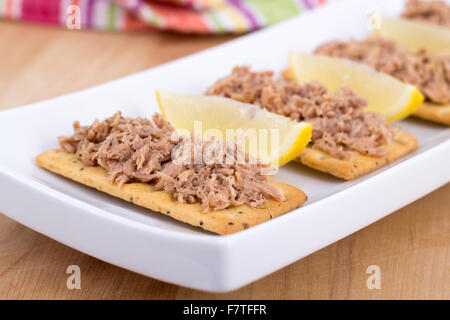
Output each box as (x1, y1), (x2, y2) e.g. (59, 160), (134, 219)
(149, 3), (209, 33)
(5, 0), (11, 18)
(124, 12), (149, 31)
(21, 0), (61, 24)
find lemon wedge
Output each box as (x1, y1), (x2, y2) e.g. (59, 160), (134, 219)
(156, 91), (312, 166)
(288, 52), (424, 122)
(377, 17), (450, 53)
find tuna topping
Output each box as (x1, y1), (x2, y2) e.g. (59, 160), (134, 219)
(207, 66), (394, 160)
(315, 37), (450, 104)
(59, 112), (179, 186)
(59, 112), (284, 212)
(401, 0), (450, 28)
(155, 136), (285, 211)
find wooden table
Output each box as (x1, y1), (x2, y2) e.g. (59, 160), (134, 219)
(0, 22), (448, 300)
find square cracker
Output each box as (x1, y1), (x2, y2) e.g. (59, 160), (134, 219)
(297, 131), (418, 180)
(36, 149), (307, 235)
(413, 102), (450, 126)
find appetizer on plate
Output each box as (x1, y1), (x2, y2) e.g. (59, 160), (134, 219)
(315, 37), (450, 126)
(285, 53), (424, 122)
(314, 0), (450, 126)
(36, 112), (307, 235)
(207, 66), (418, 180)
(156, 90), (312, 167)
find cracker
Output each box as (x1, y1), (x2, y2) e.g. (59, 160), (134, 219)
(36, 149), (307, 235)
(413, 102), (450, 126)
(296, 131), (418, 180)
(282, 69), (419, 179)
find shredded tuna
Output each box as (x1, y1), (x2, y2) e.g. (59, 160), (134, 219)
(59, 112), (283, 211)
(59, 112), (179, 186)
(315, 37), (450, 104)
(207, 66), (394, 159)
(155, 136), (285, 212)
(401, 0), (450, 28)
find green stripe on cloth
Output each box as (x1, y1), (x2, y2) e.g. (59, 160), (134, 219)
(247, 0), (300, 25)
(205, 11), (225, 33)
(107, 2), (118, 31)
(148, 12), (163, 27)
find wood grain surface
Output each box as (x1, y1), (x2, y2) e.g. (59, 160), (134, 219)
(0, 22), (448, 300)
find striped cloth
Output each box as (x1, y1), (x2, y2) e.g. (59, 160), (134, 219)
(0, 0), (328, 33)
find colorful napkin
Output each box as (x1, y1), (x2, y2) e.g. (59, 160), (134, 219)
(0, 0), (328, 33)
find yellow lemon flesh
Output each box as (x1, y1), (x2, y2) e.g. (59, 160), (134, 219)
(156, 91), (312, 166)
(288, 52), (424, 122)
(377, 17), (450, 53)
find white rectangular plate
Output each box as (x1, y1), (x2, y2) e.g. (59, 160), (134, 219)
(0, 0), (449, 292)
